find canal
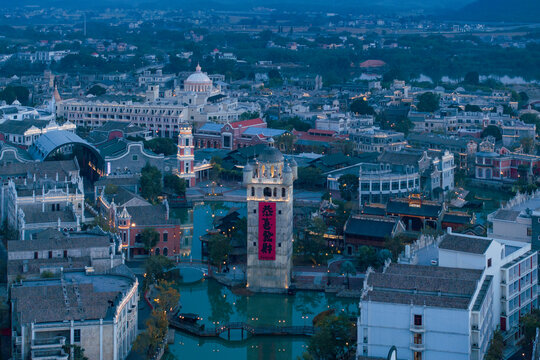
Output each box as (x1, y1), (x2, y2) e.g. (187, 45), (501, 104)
(166, 202), (358, 360)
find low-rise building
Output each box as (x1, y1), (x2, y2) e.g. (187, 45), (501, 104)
(343, 215), (405, 255)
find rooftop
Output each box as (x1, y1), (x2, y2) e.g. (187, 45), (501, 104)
(438, 233), (492, 255)
(363, 263), (483, 309)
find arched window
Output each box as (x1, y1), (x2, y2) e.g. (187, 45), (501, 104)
(155, 248), (160, 256)
(273, 188), (277, 197)
(251, 187), (255, 196)
(282, 188), (286, 197)
(264, 187), (272, 197)
(163, 247), (168, 256)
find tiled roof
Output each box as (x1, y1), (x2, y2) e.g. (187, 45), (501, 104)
(378, 150), (423, 166)
(229, 118), (265, 129)
(363, 263), (482, 309)
(344, 215), (397, 239)
(491, 209), (521, 222)
(438, 233), (492, 254)
(241, 127), (286, 137)
(386, 198), (442, 218)
(8, 233), (110, 252)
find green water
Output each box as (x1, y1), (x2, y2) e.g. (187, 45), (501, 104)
(167, 202), (358, 360)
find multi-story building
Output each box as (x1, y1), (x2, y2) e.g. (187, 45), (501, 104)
(11, 268), (138, 360)
(0, 102), (55, 124)
(7, 228), (123, 282)
(438, 230), (537, 348)
(315, 114), (373, 134)
(0, 119), (76, 149)
(137, 68), (175, 87)
(407, 133), (478, 170)
(243, 142), (298, 291)
(358, 263), (491, 360)
(351, 127), (406, 153)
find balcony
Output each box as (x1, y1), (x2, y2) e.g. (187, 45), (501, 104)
(31, 348), (69, 360)
(31, 337), (66, 350)
(410, 342), (425, 351)
(410, 324), (425, 332)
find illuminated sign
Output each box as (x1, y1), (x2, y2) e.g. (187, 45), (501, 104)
(258, 202), (276, 260)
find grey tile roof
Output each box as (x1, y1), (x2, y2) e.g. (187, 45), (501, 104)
(0, 159), (79, 178)
(8, 233), (110, 252)
(344, 215), (397, 239)
(363, 263), (483, 309)
(11, 272), (134, 323)
(19, 204), (76, 224)
(378, 150), (423, 166)
(439, 233), (492, 254)
(492, 209), (521, 222)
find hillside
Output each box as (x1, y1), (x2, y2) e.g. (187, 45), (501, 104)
(450, 0), (540, 23)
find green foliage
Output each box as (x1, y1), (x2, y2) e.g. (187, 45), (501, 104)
(144, 138), (177, 156)
(384, 234), (407, 261)
(338, 174), (358, 201)
(417, 92), (440, 113)
(297, 167), (325, 190)
(62, 345), (88, 360)
(521, 113), (540, 135)
(207, 233), (232, 272)
(92, 215), (113, 233)
(296, 217), (330, 264)
(463, 71), (479, 85)
(377, 112), (413, 135)
(464, 104), (482, 112)
(275, 133), (295, 154)
(340, 261), (356, 289)
(0, 85), (30, 105)
(239, 111), (260, 120)
(349, 98), (374, 115)
(481, 125), (502, 141)
(86, 84), (106, 96)
(140, 163), (163, 203)
(520, 309), (540, 358)
(267, 116), (310, 132)
(356, 246), (378, 271)
(40, 271), (55, 278)
(133, 310), (169, 358)
(144, 255), (175, 289)
(485, 331), (504, 360)
(307, 314), (354, 360)
(163, 174), (186, 196)
(141, 228), (160, 252)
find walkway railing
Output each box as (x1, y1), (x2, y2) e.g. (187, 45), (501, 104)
(169, 318), (315, 338)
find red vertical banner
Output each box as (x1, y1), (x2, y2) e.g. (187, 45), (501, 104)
(258, 202), (276, 260)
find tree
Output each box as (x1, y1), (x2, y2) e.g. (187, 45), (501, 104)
(485, 331), (504, 360)
(141, 227), (160, 253)
(86, 84), (106, 96)
(384, 234), (406, 261)
(144, 255), (175, 289)
(481, 125), (502, 141)
(520, 136), (535, 154)
(208, 233), (232, 272)
(417, 92), (440, 113)
(144, 138), (177, 156)
(163, 174), (186, 196)
(297, 167), (324, 190)
(307, 314), (354, 360)
(349, 98), (374, 115)
(340, 261), (356, 289)
(140, 163), (162, 203)
(464, 104), (482, 112)
(521, 113), (540, 135)
(463, 71), (479, 85)
(133, 310), (169, 358)
(239, 111), (260, 120)
(275, 133), (295, 154)
(154, 280), (180, 313)
(520, 310), (540, 358)
(338, 174), (359, 201)
(62, 345), (88, 360)
(357, 246), (377, 271)
(0, 85), (30, 105)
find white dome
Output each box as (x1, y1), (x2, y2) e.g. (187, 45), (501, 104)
(185, 64), (212, 84)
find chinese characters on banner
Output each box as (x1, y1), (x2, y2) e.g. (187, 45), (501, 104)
(258, 202), (276, 260)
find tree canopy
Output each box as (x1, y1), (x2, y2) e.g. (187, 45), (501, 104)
(416, 92), (440, 113)
(141, 227), (160, 252)
(144, 137), (177, 156)
(0, 85), (30, 105)
(307, 314), (354, 360)
(349, 98), (374, 115)
(338, 174), (359, 201)
(86, 84), (106, 96)
(481, 125), (502, 141)
(140, 163), (163, 203)
(163, 174), (186, 196)
(207, 233), (232, 272)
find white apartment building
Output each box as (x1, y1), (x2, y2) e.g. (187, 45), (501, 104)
(438, 231), (537, 348)
(11, 269), (138, 360)
(359, 263), (491, 360)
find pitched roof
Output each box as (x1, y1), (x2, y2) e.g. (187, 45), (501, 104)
(386, 198), (442, 218)
(344, 215), (397, 239)
(241, 127), (286, 138)
(8, 233), (111, 252)
(439, 233), (492, 254)
(229, 118), (265, 129)
(378, 150), (424, 166)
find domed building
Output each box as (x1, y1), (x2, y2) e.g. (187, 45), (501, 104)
(184, 64), (213, 93)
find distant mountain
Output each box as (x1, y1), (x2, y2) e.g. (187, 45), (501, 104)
(450, 0), (540, 23)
